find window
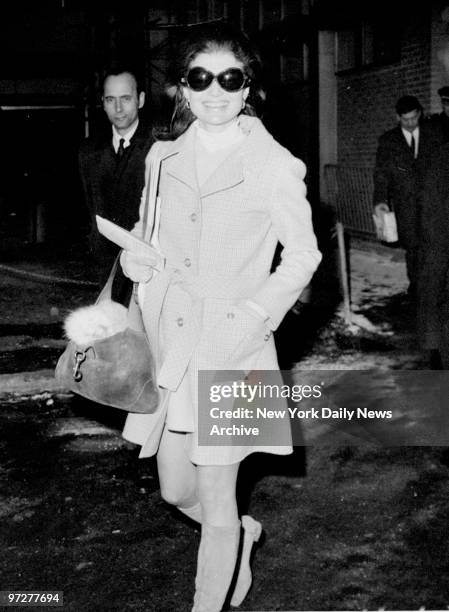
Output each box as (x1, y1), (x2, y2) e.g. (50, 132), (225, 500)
(336, 29), (356, 71)
(280, 39), (309, 84)
(336, 20), (401, 73)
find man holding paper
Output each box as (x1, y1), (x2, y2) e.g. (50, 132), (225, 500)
(373, 95), (440, 298)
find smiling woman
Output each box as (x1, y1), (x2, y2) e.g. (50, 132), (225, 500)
(119, 22), (322, 611)
(160, 23), (266, 141)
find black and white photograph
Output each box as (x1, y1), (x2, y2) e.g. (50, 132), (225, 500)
(2, 1), (449, 611)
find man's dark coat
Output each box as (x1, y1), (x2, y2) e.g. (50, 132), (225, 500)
(417, 142), (449, 355)
(79, 121), (153, 300)
(429, 112), (449, 143)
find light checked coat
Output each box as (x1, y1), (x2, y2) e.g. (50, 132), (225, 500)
(122, 116), (322, 464)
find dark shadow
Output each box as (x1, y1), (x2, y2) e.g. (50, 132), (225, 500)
(275, 202), (342, 369)
(71, 395), (128, 432)
(237, 446), (307, 515)
(359, 291), (416, 335)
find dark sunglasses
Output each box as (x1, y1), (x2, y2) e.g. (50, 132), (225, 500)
(181, 67), (250, 92)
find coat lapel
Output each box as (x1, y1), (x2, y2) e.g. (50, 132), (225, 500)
(200, 153), (244, 198)
(164, 127), (198, 192)
(238, 116), (274, 175)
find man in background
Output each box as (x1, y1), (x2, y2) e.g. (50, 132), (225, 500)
(79, 66), (153, 301)
(373, 95), (441, 299)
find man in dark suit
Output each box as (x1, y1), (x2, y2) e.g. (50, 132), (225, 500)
(79, 66), (153, 301)
(373, 95), (441, 298)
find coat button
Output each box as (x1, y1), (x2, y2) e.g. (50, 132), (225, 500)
(264, 333), (271, 341)
(177, 317), (184, 327)
(190, 213), (197, 222)
(226, 312), (235, 319)
(184, 258), (191, 268)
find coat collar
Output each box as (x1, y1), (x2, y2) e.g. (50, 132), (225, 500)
(160, 116), (275, 197)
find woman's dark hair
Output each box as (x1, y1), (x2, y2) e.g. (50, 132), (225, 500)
(157, 22), (265, 140)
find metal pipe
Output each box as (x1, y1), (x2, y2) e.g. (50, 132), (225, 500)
(0, 105), (76, 111)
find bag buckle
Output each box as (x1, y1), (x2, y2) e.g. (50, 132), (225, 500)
(73, 350), (87, 382)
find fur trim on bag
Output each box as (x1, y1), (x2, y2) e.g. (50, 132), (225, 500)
(64, 300), (128, 346)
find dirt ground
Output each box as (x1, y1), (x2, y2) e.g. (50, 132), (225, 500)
(2, 396), (449, 611)
(0, 242), (97, 374)
(1, 240), (449, 611)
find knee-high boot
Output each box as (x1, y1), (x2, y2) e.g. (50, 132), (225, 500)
(192, 521), (240, 612)
(230, 515), (262, 607)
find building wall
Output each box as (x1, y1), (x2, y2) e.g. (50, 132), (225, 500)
(337, 9), (432, 167)
(430, 2), (449, 113)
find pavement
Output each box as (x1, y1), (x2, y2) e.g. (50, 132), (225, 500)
(0, 239), (98, 395)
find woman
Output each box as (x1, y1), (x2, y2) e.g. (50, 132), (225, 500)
(120, 23), (321, 611)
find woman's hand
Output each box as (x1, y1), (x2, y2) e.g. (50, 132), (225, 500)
(120, 250), (155, 283)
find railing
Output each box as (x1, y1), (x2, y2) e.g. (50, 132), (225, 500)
(324, 164), (375, 237)
(324, 164), (376, 323)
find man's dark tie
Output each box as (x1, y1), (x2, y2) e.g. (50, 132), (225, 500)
(116, 138), (125, 159)
(410, 134), (416, 157)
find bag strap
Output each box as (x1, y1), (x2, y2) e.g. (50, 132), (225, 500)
(96, 257), (120, 303)
(142, 141), (163, 245)
(131, 141), (163, 305)
(96, 142), (163, 305)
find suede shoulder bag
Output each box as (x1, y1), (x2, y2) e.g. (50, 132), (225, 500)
(55, 143), (163, 413)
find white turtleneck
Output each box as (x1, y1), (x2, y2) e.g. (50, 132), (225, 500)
(194, 119), (246, 187)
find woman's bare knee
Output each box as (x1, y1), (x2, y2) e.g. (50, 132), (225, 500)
(159, 479), (196, 507)
(160, 486), (183, 507)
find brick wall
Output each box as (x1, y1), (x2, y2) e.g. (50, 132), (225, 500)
(430, 3), (449, 113)
(337, 10), (432, 167)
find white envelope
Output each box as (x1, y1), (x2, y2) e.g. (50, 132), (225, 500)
(96, 215), (164, 272)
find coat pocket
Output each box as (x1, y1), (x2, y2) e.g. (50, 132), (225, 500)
(201, 299), (270, 368)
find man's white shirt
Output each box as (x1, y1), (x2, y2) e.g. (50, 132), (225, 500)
(401, 126), (419, 158)
(112, 120), (139, 153)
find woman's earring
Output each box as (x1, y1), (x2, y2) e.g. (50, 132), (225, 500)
(185, 98), (190, 109)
